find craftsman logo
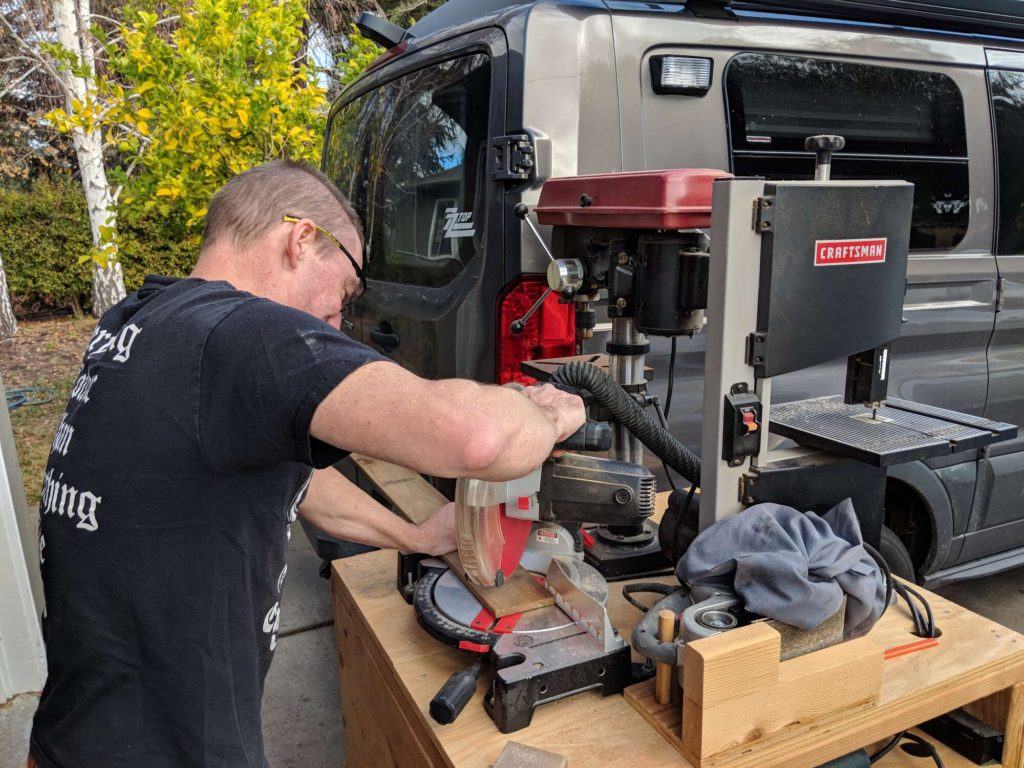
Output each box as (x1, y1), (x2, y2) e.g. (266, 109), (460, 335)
(814, 238), (887, 267)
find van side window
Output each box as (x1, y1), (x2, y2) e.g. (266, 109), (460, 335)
(990, 70), (1024, 254)
(323, 55), (491, 287)
(725, 54), (969, 250)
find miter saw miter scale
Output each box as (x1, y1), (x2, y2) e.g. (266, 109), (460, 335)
(398, 136), (1017, 734)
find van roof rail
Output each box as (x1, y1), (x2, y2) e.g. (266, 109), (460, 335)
(686, 0), (1024, 39)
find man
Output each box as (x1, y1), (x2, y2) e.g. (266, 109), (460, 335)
(29, 160), (585, 768)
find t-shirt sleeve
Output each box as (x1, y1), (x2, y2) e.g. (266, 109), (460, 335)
(197, 299), (391, 473)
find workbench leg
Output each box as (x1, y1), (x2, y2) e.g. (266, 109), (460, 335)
(1005, 683), (1024, 768)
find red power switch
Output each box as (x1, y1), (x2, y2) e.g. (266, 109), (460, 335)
(741, 409), (759, 433)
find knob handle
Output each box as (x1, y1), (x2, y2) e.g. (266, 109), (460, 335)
(805, 135), (846, 181)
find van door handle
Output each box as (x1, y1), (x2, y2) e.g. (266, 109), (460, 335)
(370, 321), (400, 352)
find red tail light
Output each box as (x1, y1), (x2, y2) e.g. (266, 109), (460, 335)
(496, 276), (576, 385)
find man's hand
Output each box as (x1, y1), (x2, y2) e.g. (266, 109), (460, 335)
(413, 501), (456, 556)
(520, 384), (587, 443)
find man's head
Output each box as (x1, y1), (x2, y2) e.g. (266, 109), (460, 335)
(193, 160), (364, 330)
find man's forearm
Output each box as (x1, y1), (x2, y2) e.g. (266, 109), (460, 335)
(297, 467), (421, 551)
(310, 363), (584, 482)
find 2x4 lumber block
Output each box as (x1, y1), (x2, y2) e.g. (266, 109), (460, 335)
(683, 622), (781, 709)
(682, 624), (883, 762)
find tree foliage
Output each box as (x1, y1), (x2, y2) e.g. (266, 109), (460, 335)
(48, 0), (328, 240)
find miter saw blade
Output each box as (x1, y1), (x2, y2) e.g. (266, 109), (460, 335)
(455, 477), (532, 587)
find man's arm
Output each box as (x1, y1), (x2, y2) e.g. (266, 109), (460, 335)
(309, 361), (585, 481)
(298, 467), (455, 555)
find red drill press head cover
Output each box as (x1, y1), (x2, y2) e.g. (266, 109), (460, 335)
(534, 169), (731, 230)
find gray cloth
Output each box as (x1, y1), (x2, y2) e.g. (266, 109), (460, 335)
(676, 498), (885, 639)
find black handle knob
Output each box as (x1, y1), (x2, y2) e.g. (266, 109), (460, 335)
(370, 321), (400, 352)
(805, 134), (846, 166)
(513, 203), (529, 219)
(429, 660), (483, 725)
(555, 421), (613, 452)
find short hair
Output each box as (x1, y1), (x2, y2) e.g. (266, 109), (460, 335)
(200, 159), (363, 256)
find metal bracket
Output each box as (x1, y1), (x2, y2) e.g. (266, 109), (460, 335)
(752, 195), (775, 233)
(490, 133), (535, 182)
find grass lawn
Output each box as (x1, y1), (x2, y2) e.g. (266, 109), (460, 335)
(1, 318), (96, 505)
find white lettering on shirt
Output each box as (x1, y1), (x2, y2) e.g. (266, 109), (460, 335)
(40, 468), (102, 532)
(51, 415), (75, 457)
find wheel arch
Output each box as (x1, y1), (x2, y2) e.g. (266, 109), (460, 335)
(885, 462), (954, 576)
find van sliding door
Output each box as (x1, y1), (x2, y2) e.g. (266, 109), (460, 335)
(960, 66), (1024, 558)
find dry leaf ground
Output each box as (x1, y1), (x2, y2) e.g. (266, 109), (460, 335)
(0, 318), (96, 505)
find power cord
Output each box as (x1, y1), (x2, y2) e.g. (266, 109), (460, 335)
(622, 582), (677, 613)
(862, 541), (937, 639)
(869, 731), (945, 767)
(650, 395), (679, 492)
(6, 387), (55, 411)
(665, 337), (678, 418)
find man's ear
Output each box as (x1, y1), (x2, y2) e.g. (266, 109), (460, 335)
(284, 217), (317, 270)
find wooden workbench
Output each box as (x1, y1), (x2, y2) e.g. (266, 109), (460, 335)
(331, 549), (1024, 767)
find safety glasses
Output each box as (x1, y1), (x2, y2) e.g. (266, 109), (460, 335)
(282, 214), (366, 301)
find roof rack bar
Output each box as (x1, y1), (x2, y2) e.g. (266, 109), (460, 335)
(687, 0), (1024, 39)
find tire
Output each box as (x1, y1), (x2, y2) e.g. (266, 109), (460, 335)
(879, 525), (915, 582)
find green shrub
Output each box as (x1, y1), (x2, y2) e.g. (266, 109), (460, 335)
(0, 176), (198, 314)
(0, 177), (92, 313)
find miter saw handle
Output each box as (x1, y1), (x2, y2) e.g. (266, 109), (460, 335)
(430, 658), (484, 725)
(555, 421), (613, 452)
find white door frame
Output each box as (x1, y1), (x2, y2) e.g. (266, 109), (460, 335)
(0, 372), (46, 701)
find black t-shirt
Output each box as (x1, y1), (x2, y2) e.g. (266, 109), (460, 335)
(30, 276), (388, 768)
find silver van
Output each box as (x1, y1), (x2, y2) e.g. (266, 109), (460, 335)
(320, 0), (1024, 587)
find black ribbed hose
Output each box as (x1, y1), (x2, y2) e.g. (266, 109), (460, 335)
(550, 361), (701, 486)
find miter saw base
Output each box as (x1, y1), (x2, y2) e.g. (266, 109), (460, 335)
(397, 552), (632, 733)
(486, 620), (632, 732)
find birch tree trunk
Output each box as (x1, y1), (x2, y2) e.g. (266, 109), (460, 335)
(52, 0), (126, 316)
(0, 254), (18, 340)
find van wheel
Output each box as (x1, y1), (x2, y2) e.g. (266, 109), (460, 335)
(879, 525), (915, 582)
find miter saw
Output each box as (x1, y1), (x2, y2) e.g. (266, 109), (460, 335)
(397, 419), (657, 733)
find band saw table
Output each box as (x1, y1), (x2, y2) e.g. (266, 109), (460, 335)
(330, 461), (1024, 768)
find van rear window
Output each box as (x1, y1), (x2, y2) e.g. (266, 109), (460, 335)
(323, 55), (491, 287)
(725, 54), (969, 250)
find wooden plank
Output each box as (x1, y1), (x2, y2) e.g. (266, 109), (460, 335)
(1005, 683), (1024, 768)
(351, 454), (553, 616)
(965, 687), (1011, 731)
(332, 568), (452, 767)
(626, 677), (982, 768)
